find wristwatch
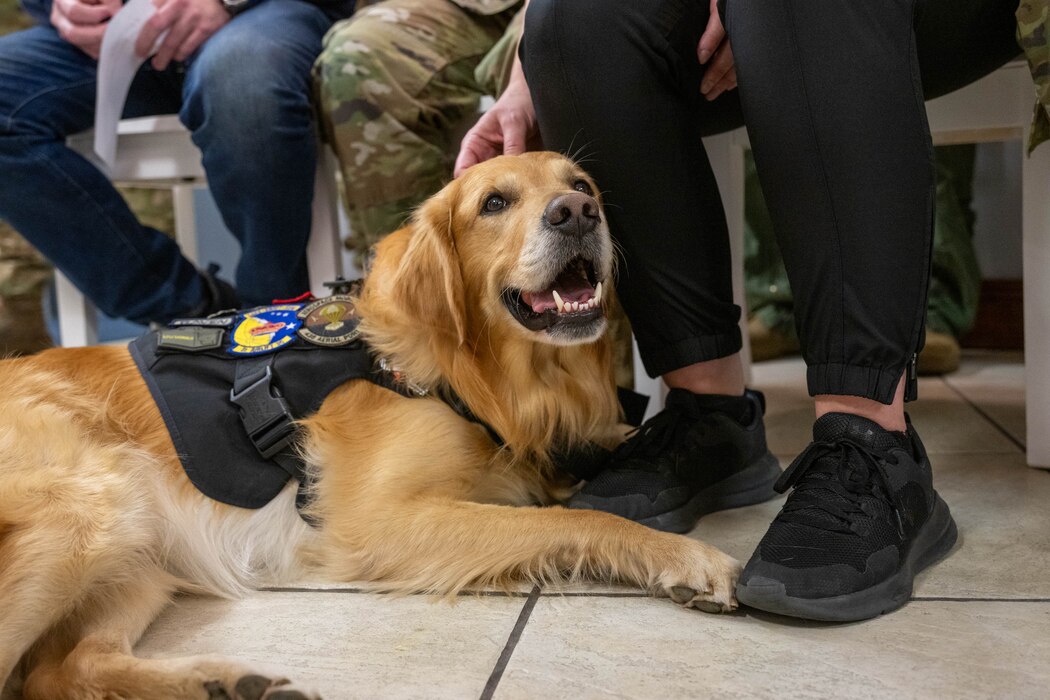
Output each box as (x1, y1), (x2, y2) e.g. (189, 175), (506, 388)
(220, 0), (251, 15)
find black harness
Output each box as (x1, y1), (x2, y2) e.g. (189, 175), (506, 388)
(129, 294), (418, 516)
(129, 293), (644, 523)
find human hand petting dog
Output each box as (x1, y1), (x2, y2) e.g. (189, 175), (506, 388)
(454, 57), (541, 177)
(698, 0), (736, 101)
(50, 0), (122, 59)
(456, 0), (735, 174)
(135, 0), (231, 71)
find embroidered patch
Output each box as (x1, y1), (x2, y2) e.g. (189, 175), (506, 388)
(296, 295), (360, 347)
(157, 327), (224, 351)
(169, 316), (236, 328)
(227, 305), (303, 355)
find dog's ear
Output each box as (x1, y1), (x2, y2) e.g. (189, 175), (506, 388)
(390, 190), (468, 346)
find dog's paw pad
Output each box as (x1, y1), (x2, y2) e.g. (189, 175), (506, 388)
(669, 585), (698, 604)
(264, 689), (318, 700)
(205, 681), (233, 700)
(234, 675), (276, 700)
(231, 675), (314, 700)
(694, 599), (731, 614)
(665, 585), (736, 613)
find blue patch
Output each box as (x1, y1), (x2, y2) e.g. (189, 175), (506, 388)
(227, 305), (304, 356)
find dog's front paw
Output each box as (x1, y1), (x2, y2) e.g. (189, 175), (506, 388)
(204, 674), (322, 700)
(655, 539), (741, 614)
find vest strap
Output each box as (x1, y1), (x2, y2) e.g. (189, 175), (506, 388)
(230, 356), (298, 460)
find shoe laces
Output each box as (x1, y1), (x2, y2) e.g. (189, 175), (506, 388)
(774, 438), (906, 536)
(612, 404), (715, 469)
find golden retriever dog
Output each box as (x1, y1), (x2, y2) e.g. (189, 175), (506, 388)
(0, 152), (739, 699)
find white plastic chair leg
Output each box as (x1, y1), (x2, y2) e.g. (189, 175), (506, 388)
(704, 130), (754, 385)
(172, 182), (199, 264)
(55, 272), (98, 347)
(1022, 137), (1050, 468)
(307, 145), (345, 296)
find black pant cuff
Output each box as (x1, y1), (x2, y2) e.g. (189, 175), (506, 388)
(806, 362), (906, 405)
(637, 327), (743, 378)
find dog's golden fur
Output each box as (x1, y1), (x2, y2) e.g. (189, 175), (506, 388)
(0, 153), (738, 699)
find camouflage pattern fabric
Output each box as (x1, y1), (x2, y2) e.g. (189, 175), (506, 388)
(0, 0), (29, 33)
(0, 0), (51, 354)
(1018, 0), (1050, 154)
(1, 0), (184, 353)
(313, 0), (652, 389)
(314, 0), (522, 262)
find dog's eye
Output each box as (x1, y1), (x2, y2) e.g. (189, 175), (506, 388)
(573, 180), (594, 195)
(482, 194), (507, 214)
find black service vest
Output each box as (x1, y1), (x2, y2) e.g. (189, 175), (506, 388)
(128, 297), (407, 514)
(128, 296), (636, 520)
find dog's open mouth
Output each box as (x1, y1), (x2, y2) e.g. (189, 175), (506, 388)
(502, 256), (605, 332)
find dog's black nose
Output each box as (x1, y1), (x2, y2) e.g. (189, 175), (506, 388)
(543, 192), (600, 235)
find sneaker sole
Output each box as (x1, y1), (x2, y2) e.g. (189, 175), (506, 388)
(735, 494), (959, 622)
(638, 452), (783, 534)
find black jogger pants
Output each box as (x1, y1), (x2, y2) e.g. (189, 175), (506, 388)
(520, 0), (1019, 403)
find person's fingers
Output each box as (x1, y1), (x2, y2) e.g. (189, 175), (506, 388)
(174, 27), (209, 62)
(135, 0), (174, 57)
(500, 113), (529, 156)
(454, 131), (500, 177)
(700, 42), (733, 96)
(55, 0), (111, 25)
(704, 67), (737, 102)
(696, 0), (724, 64)
(453, 145), (481, 177)
(151, 12), (193, 70)
(454, 110), (506, 176)
(73, 25), (107, 58)
(51, 6), (107, 56)
(49, 6), (76, 39)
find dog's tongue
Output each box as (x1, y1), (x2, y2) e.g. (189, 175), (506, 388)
(522, 269), (595, 313)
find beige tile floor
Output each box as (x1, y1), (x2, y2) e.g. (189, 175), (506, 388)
(135, 352), (1050, 699)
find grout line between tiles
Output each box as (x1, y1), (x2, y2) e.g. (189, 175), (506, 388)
(257, 588), (1050, 602)
(542, 591), (756, 600)
(478, 585), (541, 700)
(258, 587), (532, 596)
(942, 377), (1026, 452)
(911, 596), (1050, 603)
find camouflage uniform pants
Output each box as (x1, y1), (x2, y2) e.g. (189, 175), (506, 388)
(314, 0), (522, 263)
(746, 144), (981, 340)
(314, 1), (638, 389)
(1018, 0), (1050, 153)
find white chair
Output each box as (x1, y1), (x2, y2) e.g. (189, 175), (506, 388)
(63, 114), (346, 346)
(704, 60), (1050, 468)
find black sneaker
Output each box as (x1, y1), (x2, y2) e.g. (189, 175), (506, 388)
(735, 413), (958, 622)
(568, 388), (782, 533)
(197, 263), (240, 316)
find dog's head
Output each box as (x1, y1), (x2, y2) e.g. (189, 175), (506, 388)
(357, 152), (622, 461)
(363, 152), (614, 352)
(461, 152), (614, 346)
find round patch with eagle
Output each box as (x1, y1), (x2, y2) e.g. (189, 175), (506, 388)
(296, 295), (360, 347)
(227, 305), (304, 355)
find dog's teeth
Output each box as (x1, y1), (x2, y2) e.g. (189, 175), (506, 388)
(572, 301), (580, 312)
(552, 289), (565, 313)
(594, 281), (603, 304)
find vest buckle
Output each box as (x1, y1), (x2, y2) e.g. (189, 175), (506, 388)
(229, 364), (297, 459)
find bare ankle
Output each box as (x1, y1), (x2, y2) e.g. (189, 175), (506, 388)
(814, 376), (907, 432)
(662, 354), (746, 397)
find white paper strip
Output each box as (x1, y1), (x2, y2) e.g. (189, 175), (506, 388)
(94, 0), (167, 167)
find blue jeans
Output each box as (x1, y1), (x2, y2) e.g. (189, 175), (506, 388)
(0, 0), (333, 324)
